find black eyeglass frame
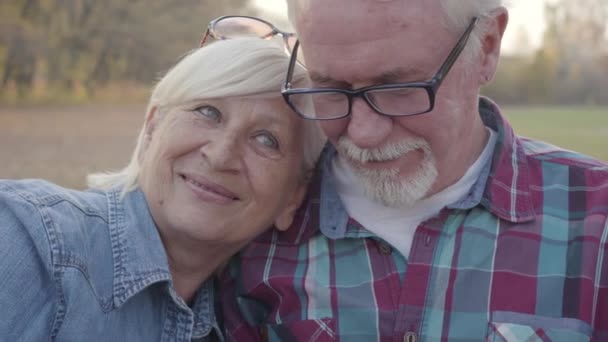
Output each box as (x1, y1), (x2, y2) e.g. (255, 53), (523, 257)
(282, 17), (479, 120)
(199, 15), (297, 50)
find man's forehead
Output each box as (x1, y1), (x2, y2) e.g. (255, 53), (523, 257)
(294, 0), (449, 85)
(296, 0), (439, 41)
(308, 65), (431, 87)
(296, 0), (432, 9)
(296, 0), (437, 20)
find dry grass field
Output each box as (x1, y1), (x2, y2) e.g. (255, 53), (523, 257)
(1, 105), (145, 189)
(1, 105), (606, 190)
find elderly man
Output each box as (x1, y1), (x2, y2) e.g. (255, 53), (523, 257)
(221, 0), (608, 340)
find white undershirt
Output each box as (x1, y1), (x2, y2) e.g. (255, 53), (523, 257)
(332, 128), (497, 258)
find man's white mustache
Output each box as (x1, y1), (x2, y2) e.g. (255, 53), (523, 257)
(336, 136), (430, 163)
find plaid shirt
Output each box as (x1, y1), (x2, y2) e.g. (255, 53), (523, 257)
(220, 98), (608, 341)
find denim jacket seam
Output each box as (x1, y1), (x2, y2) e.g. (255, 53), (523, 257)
(0, 184), (67, 340)
(54, 259), (115, 313)
(33, 194), (105, 337)
(117, 271), (173, 304)
(0, 184), (105, 220)
(49, 267), (67, 340)
(0, 183), (44, 206)
(106, 189), (132, 306)
(44, 197), (109, 224)
(33, 203), (69, 340)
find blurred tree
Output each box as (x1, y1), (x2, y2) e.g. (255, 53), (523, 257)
(533, 0), (607, 104)
(0, 0), (255, 101)
(485, 0), (608, 105)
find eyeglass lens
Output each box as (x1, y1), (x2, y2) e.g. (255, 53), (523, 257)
(211, 16), (302, 64)
(287, 87), (432, 119)
(212, 17), (275, 39)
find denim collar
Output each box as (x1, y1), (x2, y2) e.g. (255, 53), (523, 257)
(106, 187), (216, 336)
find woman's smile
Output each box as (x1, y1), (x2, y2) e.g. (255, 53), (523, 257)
(180, 173), (239, 205)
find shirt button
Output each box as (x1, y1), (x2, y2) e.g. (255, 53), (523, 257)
(259, 326), (269, 341)
(378, 242), (392, 255)
(425, 234), (432, 246)
(404, 332), (418, 342)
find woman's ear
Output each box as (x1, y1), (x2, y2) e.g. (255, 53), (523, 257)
(144, 106), (160, 138)
(138, 106), (159, 161)
(274, 182), (308, 231)
(143, 106), (161, 147)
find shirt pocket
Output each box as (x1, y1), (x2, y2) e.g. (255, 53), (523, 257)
(263, 318), (336, 342)
(486, 311), (592, 342)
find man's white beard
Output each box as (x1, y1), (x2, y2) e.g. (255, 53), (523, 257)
(336, 137), (438, 207)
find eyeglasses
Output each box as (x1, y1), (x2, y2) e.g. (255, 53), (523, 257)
(199, 15), (298, 56)
(282, 17), (478, 120)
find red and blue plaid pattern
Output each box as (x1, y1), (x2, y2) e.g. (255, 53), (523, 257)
(220, 98), (608, 341)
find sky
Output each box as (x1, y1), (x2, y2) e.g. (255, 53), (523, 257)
(253, 0), (558, 55)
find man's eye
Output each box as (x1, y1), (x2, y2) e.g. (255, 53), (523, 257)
(254, 132), (279, 150)
(194, 105), (221, 122)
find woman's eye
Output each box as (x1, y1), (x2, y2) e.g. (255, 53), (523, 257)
(194, 105), (221, 122)
(254, 132), (279, 150)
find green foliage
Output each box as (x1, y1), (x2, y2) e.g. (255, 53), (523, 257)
(485, 0), (608, 106)
(2, 0), (607, 105)
(0, 0), (256, 104)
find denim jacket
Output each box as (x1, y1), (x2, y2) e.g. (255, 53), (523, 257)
(0, 179), (223, 342)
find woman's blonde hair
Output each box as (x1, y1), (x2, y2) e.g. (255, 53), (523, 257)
(87, 38), (325, 194)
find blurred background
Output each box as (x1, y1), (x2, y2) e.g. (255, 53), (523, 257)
(1, 0), (606, 188)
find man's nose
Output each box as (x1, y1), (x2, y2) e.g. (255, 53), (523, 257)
(345, 98), (393, 149)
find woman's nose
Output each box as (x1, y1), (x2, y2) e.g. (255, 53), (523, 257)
(200, 134), (241, 172)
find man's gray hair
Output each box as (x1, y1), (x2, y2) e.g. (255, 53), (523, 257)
(438, 0), (506, 57)
(286, 0), (507, 60)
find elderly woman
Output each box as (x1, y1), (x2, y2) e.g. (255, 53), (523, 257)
(0, 38), (324, 341)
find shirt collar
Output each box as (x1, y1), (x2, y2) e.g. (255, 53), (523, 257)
(106, 188), (172, 306)
(268, 145), (371, 244)
(105, 187), (217, 336)
(475, 97), (537, 223)
(319, 147), (351, 239)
